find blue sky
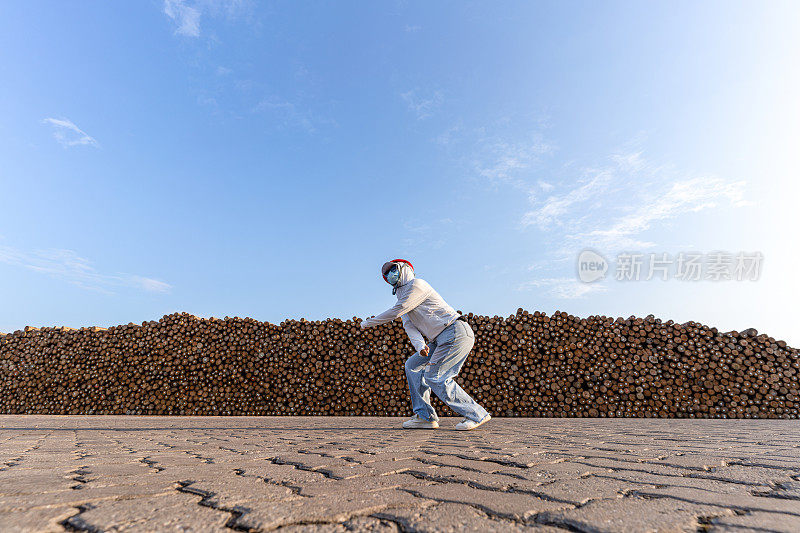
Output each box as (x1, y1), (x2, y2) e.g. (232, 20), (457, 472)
(1, 1), (799, 345)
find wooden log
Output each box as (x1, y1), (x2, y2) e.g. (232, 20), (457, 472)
(0, 310), (797, 418)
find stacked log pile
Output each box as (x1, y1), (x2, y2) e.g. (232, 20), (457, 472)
(0, 310), (797, 418)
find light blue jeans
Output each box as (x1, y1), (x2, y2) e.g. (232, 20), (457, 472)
(404, 319), (490, 423)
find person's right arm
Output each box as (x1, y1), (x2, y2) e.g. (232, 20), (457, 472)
(360, 281), (431, 328)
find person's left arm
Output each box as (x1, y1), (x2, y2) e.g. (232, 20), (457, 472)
(401, 314), (428, 354)
(360, 281), (430, 328)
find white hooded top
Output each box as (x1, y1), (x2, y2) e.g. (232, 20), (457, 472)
(361, 262), (460, 352)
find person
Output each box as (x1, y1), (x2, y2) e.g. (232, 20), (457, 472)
(360, 258), (491, 430)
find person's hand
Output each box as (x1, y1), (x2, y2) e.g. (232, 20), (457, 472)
(420, 344), (430, 357)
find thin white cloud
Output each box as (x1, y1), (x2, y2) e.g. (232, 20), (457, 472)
(521, 150), (751, 263)
(404, 24), (421, 33)
(574, 176), (749, 253)
(400, 88), (443, 120)
(164, 0), (201, 37)
(42, 118), (98, 147)
(611, 151), (645, 172)
(253, 96), (319, 133)
(197, 94), (218, 107)
(403, 221), (430, 234)
(516, 149), (751, 296)
(472, 135), (553, 190)
(0, 245), (171, 295)
(522, 150), (659, 232)
(527, 180), (556, 203)
(517, 277), (608, 299)
(399, 218), (446, 252)
(582, 178), (748, 247)
(163, 0), (252, 38)
(521, 168), (611, 229)
(129, 276), (173, 293)
(433, 115), (553, 191)
(435, 124), (462, 146)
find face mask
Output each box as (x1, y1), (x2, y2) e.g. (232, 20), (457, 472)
(386, 265), (400, 286)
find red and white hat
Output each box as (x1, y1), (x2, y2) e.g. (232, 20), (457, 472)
(381, 259), (414, 282)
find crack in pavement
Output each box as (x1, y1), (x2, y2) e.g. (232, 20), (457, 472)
(397, 484), (576, 526)
(417, 448), (562, 469)
(140, 456), (165, 473)
(695, 509), (749, 532)
(233, 467), (309, 498)
(627, 489), (800, 518)
(186, 450), (215, 464)
(411, 455), (530, 480)
(176, 480), (253, 532)
(401, 469), (579, 506)
(265, 456), (341, 480)
(68, 466), (92, 490)
(3, 418), (800, 531)
(59, 503), (102, 533)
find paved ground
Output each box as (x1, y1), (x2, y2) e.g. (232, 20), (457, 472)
(0, 417), (799, 532)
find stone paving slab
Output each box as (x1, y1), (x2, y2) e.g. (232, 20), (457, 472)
(1, 416), (799, 532)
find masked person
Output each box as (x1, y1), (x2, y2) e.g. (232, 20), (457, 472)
(360, 259), (491, 430)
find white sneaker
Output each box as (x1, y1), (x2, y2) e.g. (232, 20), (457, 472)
(402, 414), (439, 429)
(455, 414), (491, 431)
